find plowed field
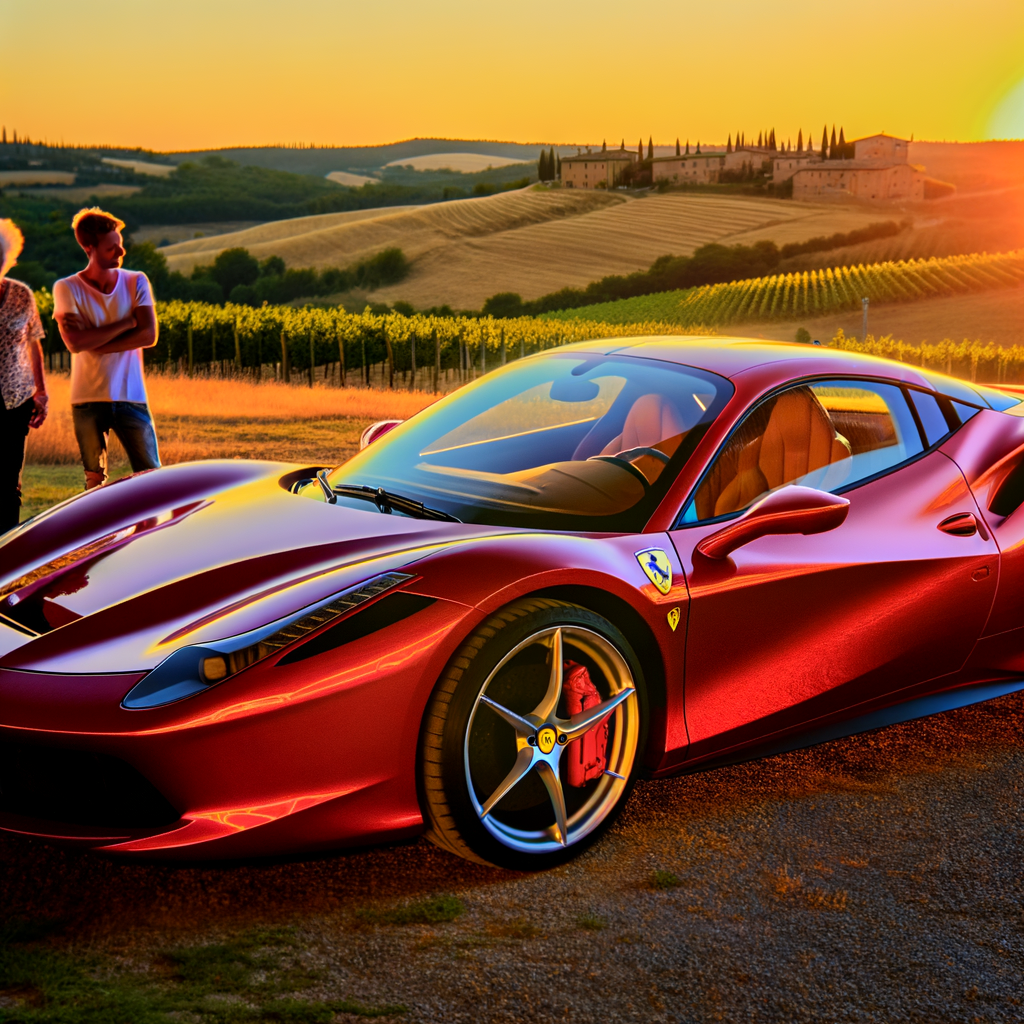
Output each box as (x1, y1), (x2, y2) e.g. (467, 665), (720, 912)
(161, 189), (891, 310)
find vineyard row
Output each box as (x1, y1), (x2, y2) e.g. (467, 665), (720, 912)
(674, 250), (1024, 327)
(32, 291), (684, 387)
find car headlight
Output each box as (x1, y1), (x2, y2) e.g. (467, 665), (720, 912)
(122, 571), (412, 710)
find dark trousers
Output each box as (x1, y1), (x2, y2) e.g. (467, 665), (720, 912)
(72, 401), (161, 489)
(0, 398), (33, 533)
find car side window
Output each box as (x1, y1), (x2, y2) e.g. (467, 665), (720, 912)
(681, 379), (925, 524)
(907, 389), (951, 446)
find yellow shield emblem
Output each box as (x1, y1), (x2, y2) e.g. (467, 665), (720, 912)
(537, 726), (557, 754)
(667, 607), (681, 632)
(636, 548), (673, 595)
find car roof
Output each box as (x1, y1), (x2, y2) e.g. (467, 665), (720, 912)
(562, 334), (934, 387)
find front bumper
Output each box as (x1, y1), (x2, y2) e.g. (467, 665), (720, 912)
(0, 596), (474, 858)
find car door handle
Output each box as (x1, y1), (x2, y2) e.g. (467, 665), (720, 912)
(938, 512), (978, 536)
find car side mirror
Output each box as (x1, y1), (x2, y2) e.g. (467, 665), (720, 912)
(696, 485), (850, 560)
(360, 419), (403, 449)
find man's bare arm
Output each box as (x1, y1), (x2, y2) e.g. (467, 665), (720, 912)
(56, 309), (137, 353)
(92, 306), (159, 354)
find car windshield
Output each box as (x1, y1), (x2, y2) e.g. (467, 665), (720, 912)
(326, 352), (732, 531)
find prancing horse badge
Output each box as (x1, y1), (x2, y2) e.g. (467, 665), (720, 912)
(636, 548), (673, 595)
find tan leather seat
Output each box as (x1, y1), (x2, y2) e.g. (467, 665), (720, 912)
(714, 388), (851, 516)
(601, 394), (685, 457)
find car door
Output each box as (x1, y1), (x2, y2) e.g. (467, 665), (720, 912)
(668, 377), (998, 758)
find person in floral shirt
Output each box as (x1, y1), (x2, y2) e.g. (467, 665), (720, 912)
(0, 219), (48, 533)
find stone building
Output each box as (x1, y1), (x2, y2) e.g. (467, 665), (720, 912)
(560, 147), (637, 189)
(771, 152), (821, 183)
(651, 151), (727, 184)
(792, 134), (925, 201)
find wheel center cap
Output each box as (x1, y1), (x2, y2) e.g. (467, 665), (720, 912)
(536, 726), (557, 755)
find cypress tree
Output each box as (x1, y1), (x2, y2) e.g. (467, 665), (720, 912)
(830, 125), (837, 159)
(757, 131), (763, 148)
(797, 128), (803, 152)
(556, 153), (561, 177)
(602, 139), (607, 152)
(696, 140), (701, 154)
(726, 134), (732, 153)
(821, 125), (829, 158)
(676, 137), (681, 156)
(638, 137), (644, 159)
(647, 136), (654, 160)
(621, 138), (625, 151)
(550, 146), (556, 177)
(538, 150), (547, 180)
(685, 139), (690, 155)
(838, 127), (847, 157)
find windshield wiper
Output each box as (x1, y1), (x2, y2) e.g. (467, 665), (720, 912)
(328, 479), (461, 523)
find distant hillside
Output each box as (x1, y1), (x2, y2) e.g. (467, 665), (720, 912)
(910, 140), (1024, 191)
(162, 190), (890, 310)
(159, 138), (578, 176)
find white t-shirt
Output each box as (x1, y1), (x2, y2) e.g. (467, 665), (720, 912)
(53, 269), (154, 404)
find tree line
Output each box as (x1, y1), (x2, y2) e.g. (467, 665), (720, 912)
(124, 243), (409, 306)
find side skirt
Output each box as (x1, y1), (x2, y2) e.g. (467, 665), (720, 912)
(671, 678), (1024, 777)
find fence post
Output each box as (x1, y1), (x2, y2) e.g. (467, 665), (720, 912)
(383, 323), (394, 389)
(337, 330), (346, 387)
(280, 329), (290, 383)
(433, 328), (440, 392)
(233, 317), (241, 373)
(187, 315), (194, 374)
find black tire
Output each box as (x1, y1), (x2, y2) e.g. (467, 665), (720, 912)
(420, 598), (646, 870)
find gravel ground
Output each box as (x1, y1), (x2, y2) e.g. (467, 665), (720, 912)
(2, 693), (1023, 1023)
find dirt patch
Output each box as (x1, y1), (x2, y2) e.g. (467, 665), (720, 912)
(744, 283), (1024, 349)
(2, 693), (1021, 1022)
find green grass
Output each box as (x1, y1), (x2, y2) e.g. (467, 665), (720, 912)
(20, 465), (132, 524)
(651, 869), (682, 890)
(575, 913), (608, 932)
(0, 920), (406, 1023)
(354, 895), (465, 927)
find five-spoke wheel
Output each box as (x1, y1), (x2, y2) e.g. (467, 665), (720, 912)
(421, 598), (645, 869)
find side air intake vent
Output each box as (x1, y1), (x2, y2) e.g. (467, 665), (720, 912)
(0, 743), (179, 828)
(990, 458), (1024, 518)
(277, 593), (436, 665)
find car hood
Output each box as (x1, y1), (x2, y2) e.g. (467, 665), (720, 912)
(0, 461), (497, 674)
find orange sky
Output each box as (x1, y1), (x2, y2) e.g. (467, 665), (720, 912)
(4, 0), (1024, 152)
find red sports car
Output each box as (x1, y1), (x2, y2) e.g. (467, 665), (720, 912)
(3, 337), (1024, 870)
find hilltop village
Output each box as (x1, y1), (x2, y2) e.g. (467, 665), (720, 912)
(559, 130), (944, 202)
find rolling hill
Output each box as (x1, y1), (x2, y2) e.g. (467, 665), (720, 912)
(161, 189), (892, 310)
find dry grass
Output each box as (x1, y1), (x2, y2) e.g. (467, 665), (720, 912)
(751, 282), (1024, 350)
(161, 189), (890, 311)
(383, 153), (531, 172)
(0, 170), (74, 186)
(100, 157), (176, 177)
(26, 373), (439, 467)
(325, 170), (378, 187)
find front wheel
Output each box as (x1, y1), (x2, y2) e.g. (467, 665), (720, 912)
(420, 598), (645, 869)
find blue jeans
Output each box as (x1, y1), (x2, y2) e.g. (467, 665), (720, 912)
(72, 402), (161, 488)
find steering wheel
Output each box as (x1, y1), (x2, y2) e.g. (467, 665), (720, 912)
(612, 446), (671, 465)
(586, 455), (652, 489)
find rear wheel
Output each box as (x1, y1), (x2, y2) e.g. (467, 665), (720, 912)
(421, 598), (645, 869)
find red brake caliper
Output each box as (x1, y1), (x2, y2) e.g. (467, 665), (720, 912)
(563, 660), (608, 787)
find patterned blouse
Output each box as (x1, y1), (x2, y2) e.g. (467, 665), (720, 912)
(0, 279), (44, 411)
